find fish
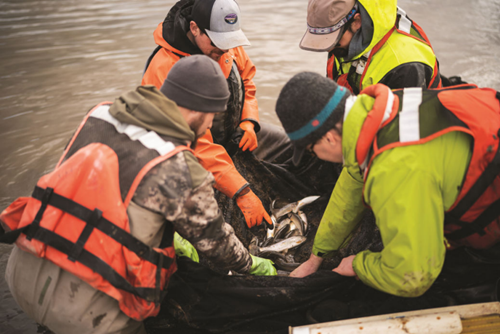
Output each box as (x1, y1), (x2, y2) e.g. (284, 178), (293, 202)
(271, 195), (320, 218)
(273, 217), (291, 242)
(257, 236), (307, 255)
(289, 212), (304, 235)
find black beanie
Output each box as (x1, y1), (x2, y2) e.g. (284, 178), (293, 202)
(160, 55), (230, 113)
(275, 72), (351, 165)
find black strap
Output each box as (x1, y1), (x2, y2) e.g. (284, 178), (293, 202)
(26, 187), (54, 240)
(31, 186), (173, 270)
(67, 208), (102, 262)
(30, 225), (166, 302)
(446, 199), (500, 240)
(0, 225), (31, 244)
(446, 140), (500, 222)
(143, 45), (162, 75)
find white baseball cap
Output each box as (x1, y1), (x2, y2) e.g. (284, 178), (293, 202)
(192, 0), (251, 50)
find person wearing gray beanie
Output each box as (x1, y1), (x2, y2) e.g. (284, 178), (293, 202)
(160, 55), (230, 113)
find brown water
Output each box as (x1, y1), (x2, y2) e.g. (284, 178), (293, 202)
(0, 0), (499, 332)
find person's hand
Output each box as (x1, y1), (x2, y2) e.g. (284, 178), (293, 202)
(249, 255), (277, 276)
(290, 253), (323, 278)
(238, 121), (258, 152)
(236, 189), (272, 228)
(332, 255), (356, 277)
(173, 232), (199, 263)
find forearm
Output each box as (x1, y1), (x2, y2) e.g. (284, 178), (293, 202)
(312, 168), (366, 257)
(194, 130), (248, 197)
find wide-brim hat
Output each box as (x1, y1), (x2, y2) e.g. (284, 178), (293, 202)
(300, 0), (357, 52)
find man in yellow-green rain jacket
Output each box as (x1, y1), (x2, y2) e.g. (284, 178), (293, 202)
(275, 72), (499, 297)
(300, 0), (442, 94)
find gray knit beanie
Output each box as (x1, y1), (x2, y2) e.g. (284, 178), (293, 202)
(275, 72), (351, 165)
(160, 55), (230, 113)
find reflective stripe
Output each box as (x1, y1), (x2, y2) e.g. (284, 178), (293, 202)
(343, 95), (358, 123)
(381, 86), (394, 125)
(90, 105), (176, 156)
(397, 6), (412, 34)
(287, 87), (347, 141)
(399, 88), (422, 143)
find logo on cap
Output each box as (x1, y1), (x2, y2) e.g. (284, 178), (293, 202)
(224, 13), (238, 24)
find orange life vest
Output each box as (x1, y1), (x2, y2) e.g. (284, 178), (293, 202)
(0, 102), (192, 320)
(355, 84), (500, 249)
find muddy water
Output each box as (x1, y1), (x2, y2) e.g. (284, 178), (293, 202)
(0, 0), (499, 332)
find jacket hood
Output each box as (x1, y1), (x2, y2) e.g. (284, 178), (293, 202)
(345, 0), (397, 61)
(154, 0), (202, 56)
(109, 85), (195, 144)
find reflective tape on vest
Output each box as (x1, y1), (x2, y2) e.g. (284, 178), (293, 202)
(397, 6), (412, 34)
(90, 105), (176, 156)
(399, 88), (422, 143)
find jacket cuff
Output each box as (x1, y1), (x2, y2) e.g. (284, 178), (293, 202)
(240, 118), (260, 134)
(213, 166), (249, 198)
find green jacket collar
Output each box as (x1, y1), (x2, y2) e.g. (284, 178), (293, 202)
(109, 85), (195, 144)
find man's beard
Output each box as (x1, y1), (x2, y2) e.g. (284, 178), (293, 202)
(189, 116), (207, 150)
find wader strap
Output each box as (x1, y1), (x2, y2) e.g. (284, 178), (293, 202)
(155, 253), (164, 304)
(446, 199), (500, 240)
(446, 141), (499, 220)
(31, 186), (174, 270)
(26, 187), (54, 241)
(143, 45), (162, 75)
(445, 140), (500, 239)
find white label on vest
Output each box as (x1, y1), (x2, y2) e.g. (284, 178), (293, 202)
(90, 105), (176, 156)
(399, 88), (422, 143)
(397, 6), (412, 34)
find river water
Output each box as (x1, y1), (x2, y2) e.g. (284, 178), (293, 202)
(0, 0), (499, 332)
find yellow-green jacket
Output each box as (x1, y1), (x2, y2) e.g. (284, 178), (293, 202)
(328, 0), (441, 94)
(312, 88), (472, 297)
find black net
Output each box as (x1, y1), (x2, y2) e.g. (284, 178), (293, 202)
(145, 151), (499, 334)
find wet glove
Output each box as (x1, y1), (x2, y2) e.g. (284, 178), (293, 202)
(238, 121), (258, 152)
(173, 232), (199, 263)
(249, 254), (277, 276)
(236, 188), (273, 228)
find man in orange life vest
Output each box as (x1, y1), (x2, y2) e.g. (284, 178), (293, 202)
(142, 0), (292, 229)
(1, 55), (276, 334)
(275, 72), (499, 297)
(300, 0), (442, 95)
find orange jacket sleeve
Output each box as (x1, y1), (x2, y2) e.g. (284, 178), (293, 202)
(194, 130), (248, 198)
(233, 47), (260, 128)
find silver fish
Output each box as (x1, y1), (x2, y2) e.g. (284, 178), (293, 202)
(258, 236), (307, 254)
(271, 195), (320, 218)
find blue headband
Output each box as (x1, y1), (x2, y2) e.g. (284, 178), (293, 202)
(287, 86), (346, 141)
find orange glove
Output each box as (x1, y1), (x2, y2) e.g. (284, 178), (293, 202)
(236, 188), (272, 228)
(238, 121), (258, 152)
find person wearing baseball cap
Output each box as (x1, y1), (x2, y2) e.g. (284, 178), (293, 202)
(142, 0), (292, 230)
(275, 71), (499, 297)
(300, 0), (442, 95)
